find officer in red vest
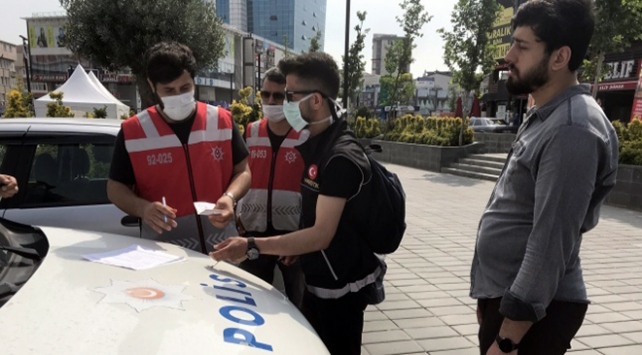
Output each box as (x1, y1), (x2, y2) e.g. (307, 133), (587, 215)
(107, 42), (251, 254)
(237, 67), (308, 310)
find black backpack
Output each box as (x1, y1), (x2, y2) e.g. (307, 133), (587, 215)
(361, 144), (407, 254)
(332, 134), (407, 254)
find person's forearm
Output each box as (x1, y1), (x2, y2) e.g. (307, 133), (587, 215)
(226, 165), (251, 201)
(499, 318), (533, 343)
(256, 226), (333, 257)
(106, 179), (149, 217)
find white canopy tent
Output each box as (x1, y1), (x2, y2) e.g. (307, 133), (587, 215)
(34, 64), (129, 118)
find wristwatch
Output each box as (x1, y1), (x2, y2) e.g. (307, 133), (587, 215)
(495, 335), (519, 353)
(246, 237), (260, 260)
(223, 191), (237, 207)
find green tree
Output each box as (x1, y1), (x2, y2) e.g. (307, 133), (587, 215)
(61, 0), (225, 109)
(384, 0), (431, 114)
(3, 87), (36, 118)
(93, 105), (108, 118)
(379, 72), (416, 107)
(439, 0), (499, 145)
(308, 31), (322, 52)
(583, 0), (642, 98)
(3, 78), (35, 118)
(46, 92), (75, 118)
(341, 11), (369, 108)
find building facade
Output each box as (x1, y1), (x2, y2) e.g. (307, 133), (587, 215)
(415, 71), (453, 116)
(0, 40), (18, 116)
(22, 13), (289, 113)
(371, 33), (407, 76)
(482, 0), (529, 122)
(217, 0), (326, 53)
(587, 41), (642, 123)
(24, 13), (139, 111)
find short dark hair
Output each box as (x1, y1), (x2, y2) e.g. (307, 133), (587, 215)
(278, 52), (340, 99)
(145, 42), (197, 85)
(263, 67), (286, 85)
(512, 0), (595, 72)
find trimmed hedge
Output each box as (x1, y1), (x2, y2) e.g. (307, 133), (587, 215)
(352, 116), (382, 139)
(613, 119), (642, 166)
(380, 114), (474, 146)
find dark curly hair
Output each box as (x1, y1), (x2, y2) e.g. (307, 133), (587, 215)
(278, 52), (340, 99)
(145, 41), (197, 85)
(512, 0), (595, 72)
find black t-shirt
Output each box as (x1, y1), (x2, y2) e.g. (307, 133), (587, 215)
(319, 156), (363, 199)
(241, 121), (290, 151)
(109, 110), (249, 186)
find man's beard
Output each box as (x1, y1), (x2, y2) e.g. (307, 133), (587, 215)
(506, 55), (550, 95)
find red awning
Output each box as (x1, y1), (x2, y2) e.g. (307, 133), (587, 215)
(590, 80), (638, 92)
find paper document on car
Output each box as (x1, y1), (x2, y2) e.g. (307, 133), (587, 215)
(193, 202), (224, 216)
(82, 245), (185, 270)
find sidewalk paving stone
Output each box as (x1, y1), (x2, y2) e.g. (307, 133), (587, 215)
(363, 340), (424, 355)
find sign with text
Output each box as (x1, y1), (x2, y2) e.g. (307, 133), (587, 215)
(631, 62), (642, 121)
(604, 60), (637, 81)
(490, 5), (514, 60)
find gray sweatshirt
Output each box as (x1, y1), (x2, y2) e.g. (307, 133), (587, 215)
(470, 85), (619, 322)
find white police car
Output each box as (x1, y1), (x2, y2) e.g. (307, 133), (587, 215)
(0, 118), (138, 237)
(0, 218), (329, 354)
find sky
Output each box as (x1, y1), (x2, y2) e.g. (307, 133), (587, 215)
(0, 0), (457, 78)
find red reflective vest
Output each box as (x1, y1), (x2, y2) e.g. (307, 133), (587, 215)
(238, 119), (309, 232)
(122, 102), (234, 217)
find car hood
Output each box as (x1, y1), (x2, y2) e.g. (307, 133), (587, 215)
(0, 227), (328, 355)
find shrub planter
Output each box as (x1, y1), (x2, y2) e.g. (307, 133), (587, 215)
(605, 165), (642, 211)
(473, 132), (516, 154)
(359, 139), (484, 173)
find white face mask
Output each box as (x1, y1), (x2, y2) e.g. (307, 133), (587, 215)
(160, 90), (195, 121)
(262, 105), (286, 122)
(283, 94), (314, 132)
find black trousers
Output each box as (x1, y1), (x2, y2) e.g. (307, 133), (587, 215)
(478, 298), (588, 355)
(302, 289), (368, 355)
(239, 254), (305, 310)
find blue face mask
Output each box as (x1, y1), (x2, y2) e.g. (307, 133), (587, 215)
(283, 94), (313, 132)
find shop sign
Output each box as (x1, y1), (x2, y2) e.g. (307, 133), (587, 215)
(32, 74), (66, 82)
(489, 5), (514, 60)
(604, 60), (637, 81)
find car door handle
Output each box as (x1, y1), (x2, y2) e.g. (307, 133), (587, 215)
(121, 215), (140, 227)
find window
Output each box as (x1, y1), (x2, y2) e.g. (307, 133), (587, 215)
(23, 142), (114, 206)
(0, 145), (6, 166)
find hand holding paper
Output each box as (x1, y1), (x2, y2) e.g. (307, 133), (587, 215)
(193, 202), (225, 216)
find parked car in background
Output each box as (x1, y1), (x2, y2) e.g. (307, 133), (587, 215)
(0, 218), (328, 354)
(0, 118), (138, 237)
(470, 117), (517, 133)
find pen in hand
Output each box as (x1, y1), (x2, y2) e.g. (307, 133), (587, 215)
(162, 196), (168, 223)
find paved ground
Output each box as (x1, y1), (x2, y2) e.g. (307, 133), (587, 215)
(361, 163), (642, 355)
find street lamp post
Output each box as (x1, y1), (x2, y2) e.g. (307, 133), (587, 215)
(342, 0), (350, 110)
(18, 35), (32, 93)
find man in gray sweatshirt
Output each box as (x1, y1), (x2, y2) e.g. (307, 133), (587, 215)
(470, 1), (619, 354)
